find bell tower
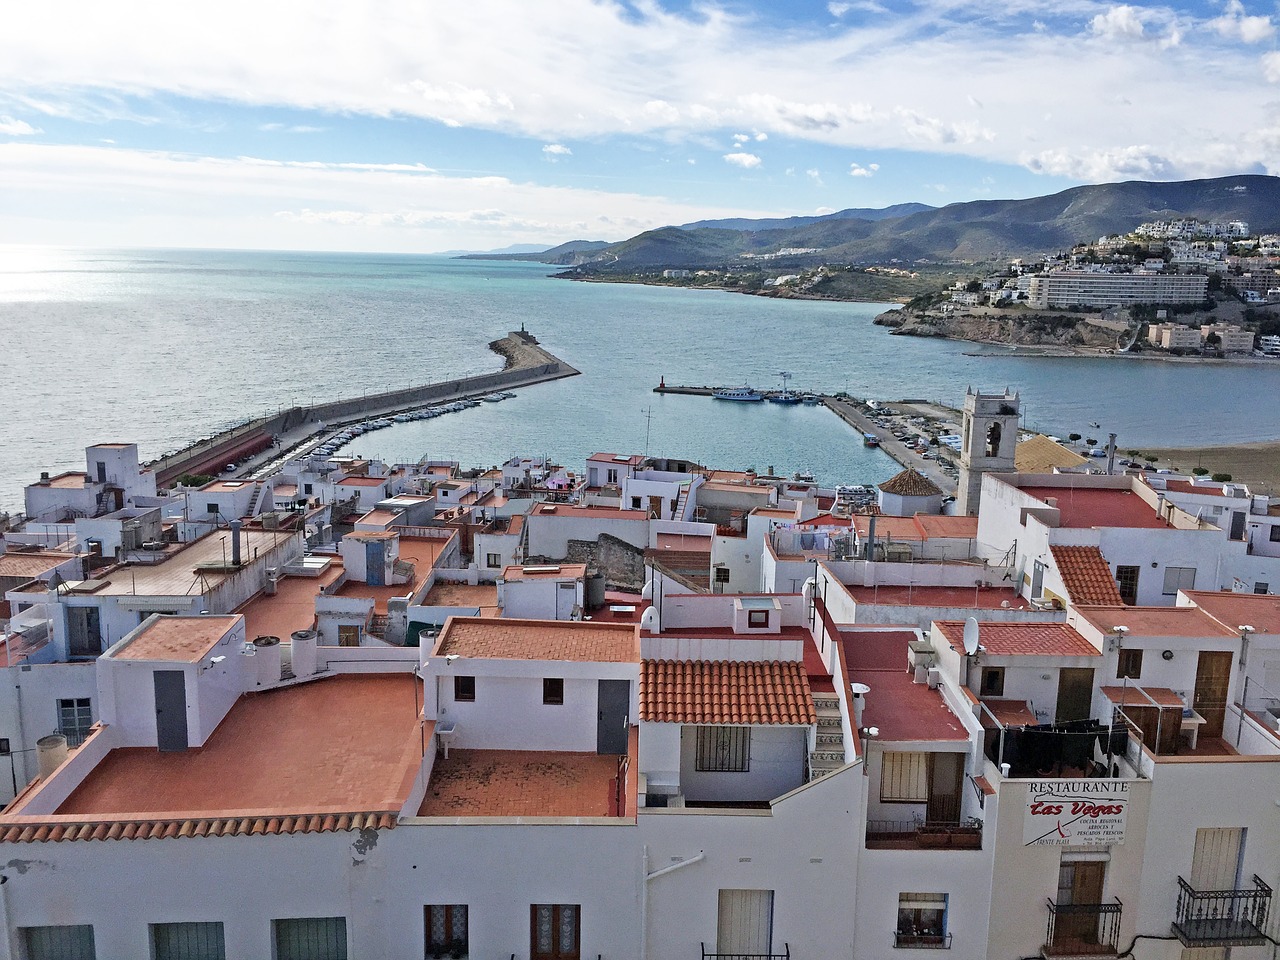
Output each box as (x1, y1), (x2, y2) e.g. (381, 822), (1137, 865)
(957, 387), (1019, 516)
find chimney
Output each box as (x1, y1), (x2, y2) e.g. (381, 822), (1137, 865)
(850, 682), (871, 729)
(229, 519), (242, 566)
(864, 516), (877, 560)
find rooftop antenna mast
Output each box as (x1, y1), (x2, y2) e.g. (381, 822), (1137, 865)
(642, 406), (654, 457)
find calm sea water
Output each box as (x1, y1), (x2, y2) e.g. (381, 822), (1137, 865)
(3, 247), (1279, 511)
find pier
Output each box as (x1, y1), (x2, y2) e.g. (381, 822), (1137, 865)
(654, 381), (959, 495)
(149, 332), (579, 484)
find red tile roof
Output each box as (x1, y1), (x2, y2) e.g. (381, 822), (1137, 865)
(878, 468), (942, 498)
(640, 660), (815, 725)
(434, 617), (639, 662)
(337, 476), (387, 487)
(0, 811), (396, 844)
(935, 621), (1100, 657)
(1050, 545), (1125, 605)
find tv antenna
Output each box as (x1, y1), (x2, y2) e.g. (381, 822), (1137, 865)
(642, 406), (654, 456)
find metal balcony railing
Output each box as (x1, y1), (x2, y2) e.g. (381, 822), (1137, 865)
(1044, 899), (1123, 956)
(1174, 875), (1272, 947)
(865, 819), (983, 850)
(701, 944), (790, 960)
(894, 932), (952, 949)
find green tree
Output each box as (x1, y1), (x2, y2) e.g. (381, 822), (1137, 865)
(1212, 473), (1233, 482)
(1192, 467), (1209, 476)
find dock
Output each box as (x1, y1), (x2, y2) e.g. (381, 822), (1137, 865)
(654, 381), (959, 495)
(149, 332), (579, 484)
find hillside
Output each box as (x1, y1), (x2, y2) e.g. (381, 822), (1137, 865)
(564, 175), (1280, 272)
(679, 202), (934, 231)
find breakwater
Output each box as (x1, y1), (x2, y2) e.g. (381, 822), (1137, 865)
(149, 332), (578, 485)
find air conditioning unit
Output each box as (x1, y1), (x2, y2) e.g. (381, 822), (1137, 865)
(926, 667), (942, 689)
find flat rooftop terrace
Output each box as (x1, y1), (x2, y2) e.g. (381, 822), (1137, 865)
(1020, 485), (1169, 529)
(841, 631), (967, 742)
(424, 582), (500, 615)
(45, 674), (421, 819)
(844, 585), (1031, 610)
(236, 566), (342, 639)
(417, 750), (622, 818)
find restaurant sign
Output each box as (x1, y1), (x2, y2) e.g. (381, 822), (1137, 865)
(1024, 780), (1129, 847)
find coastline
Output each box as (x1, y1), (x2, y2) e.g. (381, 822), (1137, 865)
(1134, 440), (1280, 493)
(553, 273), (908, 305)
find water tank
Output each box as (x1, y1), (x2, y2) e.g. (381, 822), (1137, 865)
(585, 573), (607, 610)
(36, 734), (69, 780)
(291, 629), (318, 679)
(253, 635), (282, 686)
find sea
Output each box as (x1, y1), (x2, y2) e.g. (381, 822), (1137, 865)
(4, 246), (1280, 513)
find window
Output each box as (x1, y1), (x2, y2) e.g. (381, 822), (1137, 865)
(206, 502), (218, 514)
(543, 678), (564, 705)
(1115, 565), (1140, 605)
(748, 609), (770, 628)
(454, 676), (475, 703)
(20, 925), (96, 960)
(606, 468), (618, 484)
(424, 905), (467, 959)
(1116, 648), (1143, 680)
(485, 553), (502, 568)
(1271, 527), (1280, 543)
(303, 483), (313, 495)
(57, 698), (93, 747)
(979, 667), (1005, 698)
(714, 568), (731, 584)
(696, 726), (750, 772)
(896, 893), (948, 948)
(151, 922), (226, 960)
(630, 497), (642, 509)
(1162, 566), (1196, 596)
(531, 904), (579, 960)
(1256, 582), (1271, 595)
(880, 752), (929, 803)
(273, 918), (347, 960)
(337, 625), (360, 647)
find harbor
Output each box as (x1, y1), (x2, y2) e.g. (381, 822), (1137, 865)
(655, 379), (960, 495)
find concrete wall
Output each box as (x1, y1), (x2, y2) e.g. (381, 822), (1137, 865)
(679, 725), (807, 802)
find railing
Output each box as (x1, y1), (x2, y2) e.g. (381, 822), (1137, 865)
(894, 932), (952, 949)
(1174, 875), (1272, 947)
(701, 944), (789, 960)
(1044, 899), (1123, 956)
(57, 728), (89, 748)
(866, 819), (982, 850)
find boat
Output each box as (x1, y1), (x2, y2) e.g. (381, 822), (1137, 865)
(482, 393), (505, 402)
(768, 392), (802, 405)
(801, 394), (821, 405)
(863, 433), (880, 447)
(501, 391), (517, 399)
(713, 386), (764, 402)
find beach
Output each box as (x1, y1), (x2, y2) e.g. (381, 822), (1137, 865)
(1140, 440), (1280, 493)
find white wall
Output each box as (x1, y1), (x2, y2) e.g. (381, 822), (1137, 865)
(526, 514), (649, 559)
(679, 725), (807, 802)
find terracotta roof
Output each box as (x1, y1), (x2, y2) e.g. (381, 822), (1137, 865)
(0, 811), (396, 844)
(1100, 685), (1186, 707)
(434, 617), (639, 662)
(1015, 434), (1088, 472)
(640, 660), (815, 724)
(878, 468), (942, 498)
(1071, 605), (1237, 638)
(501, 564), (587, 581)
(936, 621), (1100, 657)
(337, 476), (387, 487)
(0, 552), (76, 580)
(912, 514), (979, 539)
(530, 505), (647, 520)
(1050, 545), (1124, 605)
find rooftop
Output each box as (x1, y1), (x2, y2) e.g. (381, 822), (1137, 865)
(640, 660), (815, 725)
(0, 551), (77, 581)
(434, 617), (639, 663)
(878, 468), (943, 498)
(27, 674), (420, 821)
(588, 453), (645, 465)
(356, 509), (402, 526)
(529, 504), (647, 521)
(337, 476), (388, 487)
(654, 533), (712, 552)
(1015, 434), (1089, 472)
(416, 750), (623, 818)
(199, 479), (257, 493)
(1019, 485), (1169, 529)
(843, 584), (1031, 610)
(841, 630), (967, 742)
(89, 529), (297, 597)
(1050, 545), (1125, 605)
(936, 621), (1100, 658)
(501, 563), (587, 581)
(111, 615), (239, 663)
(1184, 590), (1280, 636)
(44, 471), (90, 490)
(1071, 605), (1237, 638)
(235, 566), (342, 639)
(423, 582), (500, 616)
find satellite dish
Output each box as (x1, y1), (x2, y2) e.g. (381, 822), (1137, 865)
(963, 617), (980, 656)
(850, 682), (871, 696)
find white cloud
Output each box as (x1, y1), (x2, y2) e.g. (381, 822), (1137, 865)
(1264, 51), (1280, 83)
(806, 168), (824, 186)
(723, 151), (761, 169)
(732, 133), (750, 144)
(814, 206), (836, 214)
(1022, 144), (1176, 181)
(754, 132), (767, 141)
(849, 162), (879, 177)
(0, 116), (38, 135)
(1210, 1), (1273, 43)
(1090, 6), (1145, 41)
(827, 2), (852, 15)
(542, 143), (572, 160)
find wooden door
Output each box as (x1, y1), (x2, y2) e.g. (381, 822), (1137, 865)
(1056, 668), (1094, 723)
(717, 890), (773, 957)
(1190, 827), (1243, 891)
(1054, 860), (1106, 949)
(1194, 651), (1233, 740)
(926, 752), (963, 824)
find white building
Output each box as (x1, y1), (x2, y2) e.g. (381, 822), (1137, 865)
(1027, 271), (1208, 308)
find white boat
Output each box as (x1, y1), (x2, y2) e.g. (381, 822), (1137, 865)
(482, 393), (505, 402)
(713, 386), (764, 402)
(501, 391), (517, 399)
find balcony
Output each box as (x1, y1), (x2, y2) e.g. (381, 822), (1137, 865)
(866, 819), (983, 851)
(701, 944), (789, 960)
(1043, 899), (1123, 958)
(894, 932), (952, 949)
(1173, 875), (1272, 947)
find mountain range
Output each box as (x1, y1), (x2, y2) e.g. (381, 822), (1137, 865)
(480, 175), (1280, 271)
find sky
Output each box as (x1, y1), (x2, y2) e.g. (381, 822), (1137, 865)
(1, 0), (1278, 253)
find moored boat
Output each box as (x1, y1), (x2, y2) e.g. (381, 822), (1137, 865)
(713, 386), (764, 401)
(863, 433), (880, 447)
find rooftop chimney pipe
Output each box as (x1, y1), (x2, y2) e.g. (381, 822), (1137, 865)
(230, 519), (242, 566)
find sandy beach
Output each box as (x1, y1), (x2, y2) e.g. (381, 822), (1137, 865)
(1139, 440), (1280, 493)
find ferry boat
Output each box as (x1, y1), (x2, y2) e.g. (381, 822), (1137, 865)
(768, 391), (802, 405)
(713, 386), (764, 402)
(801, 394), (821, 405)
(863, 433), (880, 447)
